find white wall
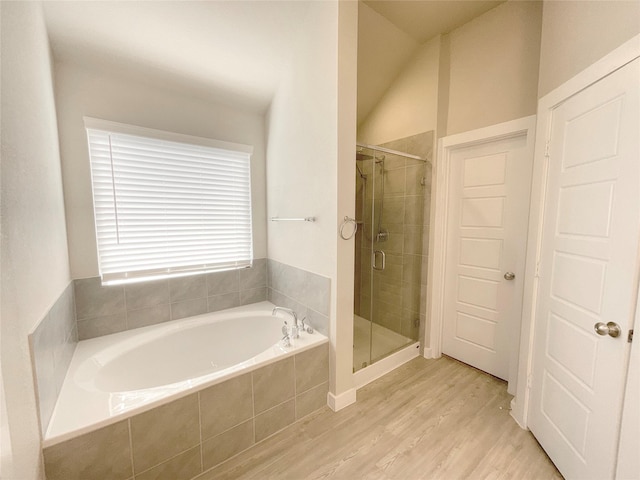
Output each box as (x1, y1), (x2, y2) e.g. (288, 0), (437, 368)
(446, 0), (542, 136)
(54, 61), (268, 279)
(538, 0), (640, 97)
(357, 1), (419, 126)
(335, 0), (358, 402)
(358, 1), (543, 142)
(357, 36), (440, 144)
(265, 2), (338, 279)
(0, 3), (71, 478)
(266, 1), (358, 397)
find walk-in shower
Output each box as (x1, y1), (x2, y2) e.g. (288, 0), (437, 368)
(353, 135), (433, 373)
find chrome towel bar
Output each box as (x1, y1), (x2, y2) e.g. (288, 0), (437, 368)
(270, 217), (316, 222)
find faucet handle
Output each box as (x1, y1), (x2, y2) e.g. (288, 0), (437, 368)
(281, 334), (291, 347)
(290, 324), (300, 339)
(301, 317), (314, 334)
(281, 321), (288, 336)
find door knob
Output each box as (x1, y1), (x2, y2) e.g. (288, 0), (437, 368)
(504, 272), (515, 280)
(594, 322), (621, 338)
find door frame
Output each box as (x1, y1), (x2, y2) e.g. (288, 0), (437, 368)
(513, 34), (640, 433)
(427, 115), (537, 394)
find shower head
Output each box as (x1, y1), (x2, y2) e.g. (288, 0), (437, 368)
(356, 152), (373, 161)
(356, 149), (385, 163)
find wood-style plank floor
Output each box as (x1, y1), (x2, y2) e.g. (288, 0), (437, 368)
(196, 356), (563, 479)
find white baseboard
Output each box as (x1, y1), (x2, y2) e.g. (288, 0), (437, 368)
(422, 347), (434, 359)
(510, 397), (527, 430)
(353, 342), (420, 390)
(327, 389), (356, 412)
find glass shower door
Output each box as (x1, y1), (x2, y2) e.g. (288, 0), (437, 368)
(353, 146), (376, 371)
(353, 142), (428, 373)
(369, 149), (392, 367)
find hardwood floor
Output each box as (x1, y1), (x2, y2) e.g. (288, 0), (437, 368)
(196, 356), (563, 479)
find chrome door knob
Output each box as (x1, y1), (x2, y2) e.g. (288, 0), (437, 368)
(594, 322), (621, 338)
(504, 272), (515, 280)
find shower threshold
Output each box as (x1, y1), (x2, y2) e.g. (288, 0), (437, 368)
(353, 314), (416, 373)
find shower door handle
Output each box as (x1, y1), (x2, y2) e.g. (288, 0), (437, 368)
(372, 250), (386, 271)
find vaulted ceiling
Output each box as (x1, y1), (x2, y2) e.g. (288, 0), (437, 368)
(43, 1), (311, 111)
(364, 0), (505, 43)
(357, 0), (505, 125)
(43, 1), (505, 119)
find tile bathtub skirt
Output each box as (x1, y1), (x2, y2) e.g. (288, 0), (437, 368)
(43, 343), (329, 480)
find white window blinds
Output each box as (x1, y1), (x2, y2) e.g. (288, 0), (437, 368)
(85, 118), (253, 285)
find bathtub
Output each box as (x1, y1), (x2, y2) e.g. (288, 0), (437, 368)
(44, 300), (328, 447)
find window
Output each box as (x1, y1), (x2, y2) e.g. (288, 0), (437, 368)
(85, 118), (253, 285)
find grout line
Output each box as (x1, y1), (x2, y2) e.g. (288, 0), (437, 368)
(293, 354), (298, 420)
(127, 418), (135, 478)
(251, 371), (256, 444)
(269, 286), (329, 320)
(120, 283), (129, 331)
(255, 397), (295, 419)
(27, 335), (47, 440)
(296, 379), (329, 397)
(200, 406), (324, 480)
(197, 438), (260, 479)
(197, 392), (204, 474)
(201, 359), (306, 445)
(71, 280), (78, 332)
(202, 417), (254, 443)
(206, 294), (211, 313)
(134, 444), (200, 478)
(123, 286), (130, 327)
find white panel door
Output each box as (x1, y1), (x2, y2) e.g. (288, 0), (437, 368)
(529, 58), (639, 479)
(442, 133), (533, 380)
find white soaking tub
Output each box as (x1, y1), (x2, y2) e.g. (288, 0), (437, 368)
(44, 301), (327, 447)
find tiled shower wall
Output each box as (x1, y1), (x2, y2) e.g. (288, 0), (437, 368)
(29, 282), (77, 435)
(43, 343), (329, 480)
(355, 131), (433, 342)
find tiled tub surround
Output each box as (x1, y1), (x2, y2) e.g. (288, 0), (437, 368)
(72, 258), (331, 341)
(74, 258), (267, 340)
(43, 310), (329, 480)
(34, 258), (331, 479)
(267, 258), (330, 336)
(45, 301), (326, 443)
(29, 282), (77, 435)
(44, 345), (329, 480)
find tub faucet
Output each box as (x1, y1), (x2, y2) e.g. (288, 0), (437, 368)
(272, 307), (299, 338)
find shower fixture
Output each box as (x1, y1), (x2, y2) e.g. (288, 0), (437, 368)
(355, 148), (387, 243)
(356, 142), (427, 162)
(354, 141), (428, 244)
(356, 146), (385, 163)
